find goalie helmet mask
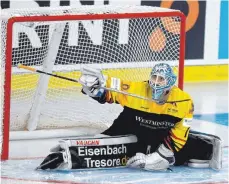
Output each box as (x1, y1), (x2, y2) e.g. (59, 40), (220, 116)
(149, 63), (177, 103)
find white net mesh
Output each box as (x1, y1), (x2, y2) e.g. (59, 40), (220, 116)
(1, 5), (184, 157)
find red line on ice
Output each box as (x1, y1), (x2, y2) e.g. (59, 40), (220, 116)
(1, 176), (100, 184)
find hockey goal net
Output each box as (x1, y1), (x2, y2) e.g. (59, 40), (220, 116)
(0, 5), (185, 160)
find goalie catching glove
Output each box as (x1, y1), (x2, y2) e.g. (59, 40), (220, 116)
(79, 67), (106, 98)
(126, 144), (175, 171)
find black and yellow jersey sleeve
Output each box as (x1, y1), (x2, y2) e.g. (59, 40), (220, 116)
(163, 90), (194, 152)
(104, 76), (148, 106)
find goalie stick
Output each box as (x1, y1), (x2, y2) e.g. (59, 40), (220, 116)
(17, 64), (189, 103)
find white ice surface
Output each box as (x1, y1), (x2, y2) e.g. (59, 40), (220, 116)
(1, 148), (228, 184)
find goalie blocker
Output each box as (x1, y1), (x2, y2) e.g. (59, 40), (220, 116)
(37, 135), (137, 170)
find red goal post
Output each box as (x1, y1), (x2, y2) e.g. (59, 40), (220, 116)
(1, 6), (186, 160)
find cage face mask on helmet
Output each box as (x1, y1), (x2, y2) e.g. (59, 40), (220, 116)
(149, 63), (177, 103)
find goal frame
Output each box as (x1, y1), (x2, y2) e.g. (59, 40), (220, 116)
(1, 11), (186, 160)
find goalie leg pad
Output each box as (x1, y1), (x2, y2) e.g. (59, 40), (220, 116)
(188, 131), (222, 170)
(37, 134), (137, 170)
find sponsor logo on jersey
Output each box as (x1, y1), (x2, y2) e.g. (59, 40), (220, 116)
(121, 84), (130, 90)
(183, 118), (192, 127)
(189, 103), (194, 114)
(135, 116), (174, 129)
(140, 106), (149, 110)
(171, 102), (177, 107)
(167, 108), (178, 113)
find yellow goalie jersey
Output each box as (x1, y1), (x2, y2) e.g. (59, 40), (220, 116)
(100, 77), (194, 153)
